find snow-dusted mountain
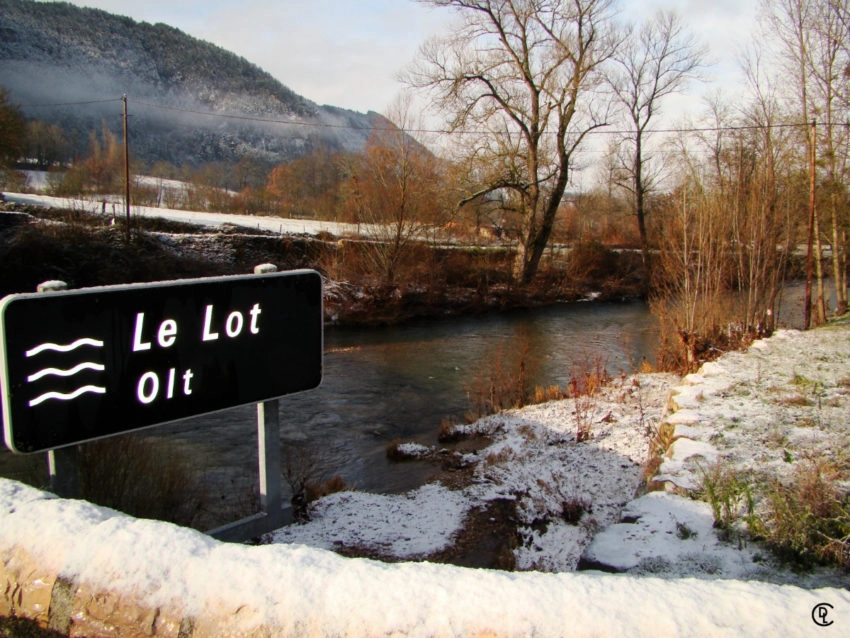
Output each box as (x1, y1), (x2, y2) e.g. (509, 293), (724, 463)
(0, 0), (385, 167)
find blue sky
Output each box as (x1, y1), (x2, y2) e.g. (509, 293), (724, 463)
(48, 0), (759, 116)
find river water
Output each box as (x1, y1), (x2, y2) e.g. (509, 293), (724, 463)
(161, 300), (660, 503)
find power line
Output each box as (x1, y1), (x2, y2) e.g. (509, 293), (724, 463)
(132, 98), (823, 137)
(16, 94), (829, 139)
(16, 97), (123, 108)
(133, 99), (407, 132)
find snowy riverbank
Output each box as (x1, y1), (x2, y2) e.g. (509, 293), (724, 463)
(1, 322), (849, 635)
(272, 321), (850, 589)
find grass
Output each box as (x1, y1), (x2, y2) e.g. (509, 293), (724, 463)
(643, 421), (677, 484)
(696, 461), (755, 539)
(676, 521), (698, 540)
(754, 459), (850, 569)
(697, 457), (850, 570)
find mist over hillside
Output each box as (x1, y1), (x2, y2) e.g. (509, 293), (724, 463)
(0, 0), (385, 167)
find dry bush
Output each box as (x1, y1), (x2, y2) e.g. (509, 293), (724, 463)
(305, 475), (348, 503)
(438, 418), (469, 443)
(756, 459), (850, 569)
(484, 448), (514, 467)
(78, 434), (213, 529)
(0, 218), (227, 296)
(638, 358), (655, 373)
(779, 394), (813, 407)
(573, 396), (593, 443)
(464, 336), (537, 419)
(532, 384), (566, 404)
(647, 421), (677, 457)
(568, 357), (611, 399)
(568, 357), (610, 443)
(283, 442), (347, 522)
(643, 421), (678, 485)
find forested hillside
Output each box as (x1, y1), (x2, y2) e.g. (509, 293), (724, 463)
(0, 0), (380, 166)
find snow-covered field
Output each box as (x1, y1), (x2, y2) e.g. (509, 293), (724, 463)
(1, 323), (849, 635)
(2, 191), (368, 238)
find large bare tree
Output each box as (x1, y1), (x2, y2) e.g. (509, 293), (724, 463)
(406, 0), (620, 284)
(607, 11), (706, 280)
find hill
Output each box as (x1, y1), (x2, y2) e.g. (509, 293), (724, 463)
(0, 0), (384, 167)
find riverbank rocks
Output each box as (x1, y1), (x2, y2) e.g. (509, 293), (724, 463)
(581, 321), (850, 586)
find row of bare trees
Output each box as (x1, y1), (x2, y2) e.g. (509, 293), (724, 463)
(399, 0), (849, 365)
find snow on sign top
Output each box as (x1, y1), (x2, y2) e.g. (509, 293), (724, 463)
(0, 270), (323, 454)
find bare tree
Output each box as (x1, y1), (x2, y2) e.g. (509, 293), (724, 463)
(345, 94), (446, 284)
(406, 0), (620, 284)
(763, 0), (829, 324)
(807, 0), (850, 314)
(607, 10), (707, 280)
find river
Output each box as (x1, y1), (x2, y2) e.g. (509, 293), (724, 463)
(0, 290), (811, 528)
(159, 300), (660, 514)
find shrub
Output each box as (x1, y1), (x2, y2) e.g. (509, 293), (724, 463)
(77, 434), (214, 529)
(463, 337), (536, 419)
(305, 475), (347, 503)
(756, 460), (850, 569)
(438, 418), (469, 443)
(696, 460), (755, 537)
(568, 357), (610, 443)
(561, 497), (589, 525)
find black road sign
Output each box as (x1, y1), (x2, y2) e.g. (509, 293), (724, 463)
(0, 270), (323, 453)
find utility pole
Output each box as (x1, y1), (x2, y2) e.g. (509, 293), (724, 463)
(122, 94), (131, 243)
(805, 119), (816, 330)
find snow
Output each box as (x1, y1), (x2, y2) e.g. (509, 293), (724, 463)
(582, 492), (744, 573)
(273, 484), (468, 558)
(1, 478), (847, 636)
(3, 322), (850, 633)
(2, 192), (371, 238)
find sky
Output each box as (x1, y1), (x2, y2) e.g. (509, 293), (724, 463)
(46, 0), (761, 117)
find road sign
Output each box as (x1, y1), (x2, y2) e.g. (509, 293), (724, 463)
(0, 270), (323, 453)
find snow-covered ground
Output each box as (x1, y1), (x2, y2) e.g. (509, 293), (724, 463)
(272, 324), (850, 589)
(2, 191), (369, 238)
(2, 323), (849, 635)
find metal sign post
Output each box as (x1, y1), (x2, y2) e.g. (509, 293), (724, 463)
(208, 264), (289, 540)
(253, 264), (283, 525)
(35, 280), (80, 498)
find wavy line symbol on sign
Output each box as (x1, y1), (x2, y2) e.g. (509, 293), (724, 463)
(25, 337), (106, 407)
